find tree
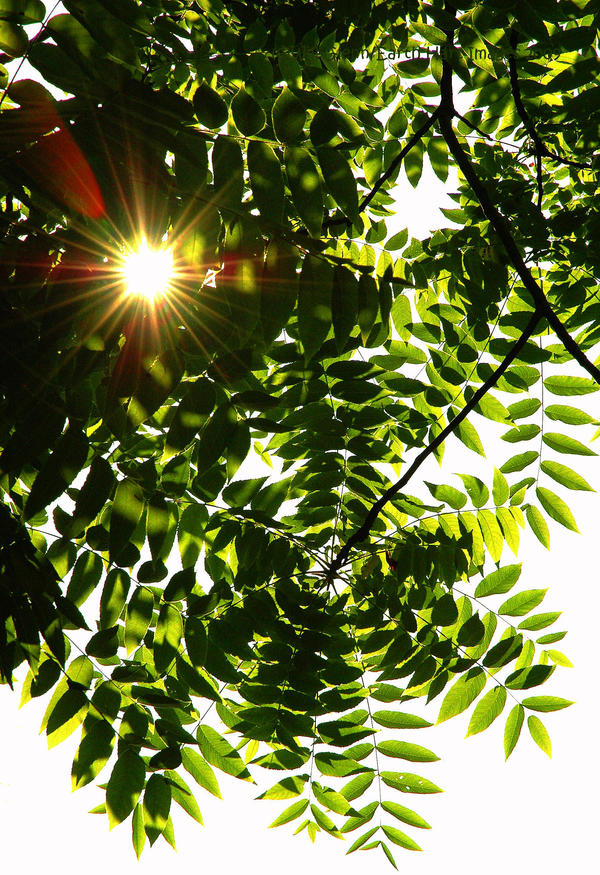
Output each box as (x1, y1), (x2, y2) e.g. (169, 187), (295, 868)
(0, 0), (597, 865)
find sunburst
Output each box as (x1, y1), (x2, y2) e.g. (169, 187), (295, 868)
(120, 239), (175, 302)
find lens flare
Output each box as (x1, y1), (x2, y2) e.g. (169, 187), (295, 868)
(121, 240), (174, 301)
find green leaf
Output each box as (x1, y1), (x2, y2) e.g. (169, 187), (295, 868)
(124, 587), (154, 655)
(109, 479), (145, 563)
(501, 424), (540, 443)
(346, 826), (379, 853)
(231, 85), (265, 135)
(314, 753), (369, 777)
(528, 715), (551, 757)
(381, 824), (422, 851)
(411, 20), (447, 44)
(340, 773), (374, 801)
(427, 136), (448, 182)
(477, 509), (503, 562)
(437, 668), (486, 723)
(457, 613), (486, 647)
(153, 603), (183, 675)
(497, 507), (520, 556)
(544, 376), (600, 395)
(24, 427), (88, 521)
(332, 265), (359, 352)
(72, 717), (115, 790)
(504, 704), (524, 759)
(272, 86), (306, 142)
(193, 79), (228, 129)
(475, 393), (512, 424)
(522, 696), (574, 712)
(526, 505), (550, 549)
(542, 432), (597, 456)
(536, 486), (579, 531)
(285, 146), (323, 237)
(500, 451), (539, 474)
(66, 552), (103, 608)
(546, 649), (573, 667)
(377, 741), (439, 763)
(545, 404), (597, 426)
(45, 687), (88, 749)
(518, 612), (561, 631)
(163, 567), (196, 602)
(381, 772), (443, 794)
(540, 461), (593, 491)
(212, 136), (244, 213)
(317, 146), (359, 219)
(0, 0), (45, 24)
(106, 750), (146, 829)
(404, 139), (424, 187)
(196, 725), (253, 781)
(259, 776), (307, 800)
(357, 274), (379, 345)
(466, 687), (507, 737)
(269, 798), (309, 827)
(143, 774), (171, 844)
(425, 481), (467, 510)
(381, 801), (430, 830)
(457, 474), (489, 508)
(181, 748), (221, 798)
(297, 254), (333, 361)
(498, 588), (547, 617)
(165, 379), (215, 457)
(248, 140), (285, 225)
(166, 771), (203, 825)
(70, 456), (115, 535)
(100, 569), (130, 629)
(184, 616), (207, 667)
(222, 476), (268, 508)
(505, 664), (554, 690)
(312, 784), (355, 815)
(372, 711), (433, 730)
(474, 564), (522, 598)
(454, 417), (485, 456)
(132, 804), (145, 860)
(340, 800), (378, 833)
(260, 238), (298, 345)
(0, 18), (27, 56)
(508, 398), (541, 420)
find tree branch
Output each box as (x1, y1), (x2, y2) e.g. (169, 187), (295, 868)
(437, 44), (600, 386)
(323, 109), (440, 231)
(327, 308), (542, 575)
(508, 33), (591, 172)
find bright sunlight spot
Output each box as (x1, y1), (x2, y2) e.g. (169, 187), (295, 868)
(121, 240), (174, 301)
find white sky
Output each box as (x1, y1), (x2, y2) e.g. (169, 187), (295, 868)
(1, 11), (599, 874)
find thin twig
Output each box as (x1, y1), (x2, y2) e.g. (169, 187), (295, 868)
(328, 308), (542, 574)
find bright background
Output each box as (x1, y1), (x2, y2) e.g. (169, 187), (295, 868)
(1, 10), (599, 873)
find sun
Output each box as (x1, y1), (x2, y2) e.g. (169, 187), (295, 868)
(121, 239), (175, 301)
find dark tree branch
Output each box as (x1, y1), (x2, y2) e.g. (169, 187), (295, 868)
(437, 31), (600, 386)
(328, 308), (542, 575)
(508, 32), (591, 172)
(454, 111), (492, 143)
(439, 116), (600, 385)
(323, 109), (440, 231)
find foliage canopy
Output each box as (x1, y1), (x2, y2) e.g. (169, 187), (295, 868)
(0, 0), (598, 865)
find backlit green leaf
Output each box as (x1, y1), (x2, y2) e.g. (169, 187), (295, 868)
(504, 704), (524, 759)
(466, 687), (507, 737)
(536, 486), (579, 531)
(437, 668), (486, 724)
